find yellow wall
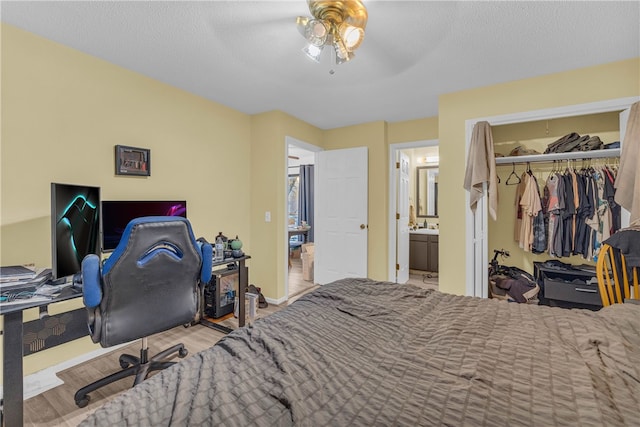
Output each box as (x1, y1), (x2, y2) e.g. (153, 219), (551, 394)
(438, 58), (640, 296)
(1, 24), (252, 266)
(1, 24), (252, 378)
(249, 111), (323, 300)
(388, 116), (439, 144)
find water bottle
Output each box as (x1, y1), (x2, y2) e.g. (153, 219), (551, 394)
(215, 236), (224, 262)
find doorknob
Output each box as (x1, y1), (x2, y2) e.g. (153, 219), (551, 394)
(360, 224), (366, 229)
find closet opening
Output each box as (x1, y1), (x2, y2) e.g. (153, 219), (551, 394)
(464, 96), (638, 301)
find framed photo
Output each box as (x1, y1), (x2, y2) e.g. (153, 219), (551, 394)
(115, 145), (150, 176)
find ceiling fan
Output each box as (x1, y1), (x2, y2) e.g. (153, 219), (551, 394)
(295, 0), (367, 65)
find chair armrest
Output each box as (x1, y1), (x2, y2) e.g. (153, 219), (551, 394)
(82, 254), (102, 308)
(199, 242), (213, 283)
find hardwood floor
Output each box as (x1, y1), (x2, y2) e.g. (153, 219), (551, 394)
(288, 256), (316, 298)
(407, 269), (439, 291)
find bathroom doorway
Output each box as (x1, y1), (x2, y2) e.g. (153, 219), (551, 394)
(388, 140), (439, 289)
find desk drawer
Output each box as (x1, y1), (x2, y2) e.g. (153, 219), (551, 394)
(544, 278), (602, 306)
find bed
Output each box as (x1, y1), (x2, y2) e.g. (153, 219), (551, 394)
(80, 278), (640, 426)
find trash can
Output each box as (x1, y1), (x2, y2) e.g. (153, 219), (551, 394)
(301, 243), (314, 282)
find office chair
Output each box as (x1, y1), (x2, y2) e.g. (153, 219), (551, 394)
(74, 216), (212, 407)
(596, 243), (639, 307)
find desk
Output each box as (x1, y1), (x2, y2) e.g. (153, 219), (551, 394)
(199, 255), (250, 334)
(1, 286), (82, 427)
(288, 227), (310, 243)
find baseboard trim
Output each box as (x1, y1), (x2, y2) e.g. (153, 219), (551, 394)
(266, 296), (287, 305)
(0, 342), (129, 400)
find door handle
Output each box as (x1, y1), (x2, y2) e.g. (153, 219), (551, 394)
(360, 224), (366, 229)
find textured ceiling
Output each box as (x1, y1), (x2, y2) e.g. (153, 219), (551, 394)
(2, 1), (639, 129)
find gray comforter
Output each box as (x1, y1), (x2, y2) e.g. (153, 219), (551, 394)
(81, 278), (640, 426)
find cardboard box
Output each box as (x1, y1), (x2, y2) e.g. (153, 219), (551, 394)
(290, 246), (301, 259)
(301, 243), (314, 281)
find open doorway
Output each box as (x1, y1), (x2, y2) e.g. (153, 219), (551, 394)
(388, 140), (439, 290)
(286, 137), (321, 299)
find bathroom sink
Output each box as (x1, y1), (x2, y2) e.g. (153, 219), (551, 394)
(410, 228), (439, 235)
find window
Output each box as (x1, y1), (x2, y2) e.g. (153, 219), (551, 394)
(288, 174), (300, 226)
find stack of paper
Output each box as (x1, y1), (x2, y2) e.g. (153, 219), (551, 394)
(0, 265), (52, 291)
(0, 265), (38, 280)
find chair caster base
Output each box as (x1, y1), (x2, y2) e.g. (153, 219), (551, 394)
(75, 395), (90, 408)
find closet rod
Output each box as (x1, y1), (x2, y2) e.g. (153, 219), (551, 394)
(494, 148), (620, 165)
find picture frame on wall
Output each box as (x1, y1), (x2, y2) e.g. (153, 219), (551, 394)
(115, 145), (150, 176)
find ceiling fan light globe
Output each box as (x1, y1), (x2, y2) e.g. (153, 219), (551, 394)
(333, 37), (347, 57)
(296, 16), (310, 36)
(303, 44), (324, 63)
(305, 19), (329, 46)
(334, 44), (354, 65)
(340, 24), (364, 51)
(311, 20), (328, 38)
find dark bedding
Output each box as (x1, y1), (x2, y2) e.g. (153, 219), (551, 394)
(81, 278), (640, 426)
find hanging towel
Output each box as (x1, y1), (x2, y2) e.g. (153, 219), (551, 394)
(615, 101), (640, 224)
(464, 121), (498, 220)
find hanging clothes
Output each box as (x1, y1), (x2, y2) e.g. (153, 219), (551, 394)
(595, 165), (612, 245)
(513, 172), (527, 243)
(578, 169), (597, 259)
(502, 157), (620, 260)
(531, 174), (547, 254)
(545, 172), (563, 257)
(604, 166), (621, 234)
(561, 171), (576, 257)
(464, 121), (499, 220)
(518, 172), (542, 252)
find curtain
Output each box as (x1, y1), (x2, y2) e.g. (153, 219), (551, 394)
(298, 164), (315, 242)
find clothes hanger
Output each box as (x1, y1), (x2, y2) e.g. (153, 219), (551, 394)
(506, 163), (521, 185)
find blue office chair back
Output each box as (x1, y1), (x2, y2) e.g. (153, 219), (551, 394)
(82, 216), (212, 347)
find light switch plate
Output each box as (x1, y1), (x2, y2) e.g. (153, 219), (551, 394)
(265, 211), (271, 222)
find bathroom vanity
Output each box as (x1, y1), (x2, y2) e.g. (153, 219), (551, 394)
(409, 229), (439, 272)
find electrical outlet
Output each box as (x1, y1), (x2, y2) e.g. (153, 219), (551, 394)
(265, 211), (271, 222)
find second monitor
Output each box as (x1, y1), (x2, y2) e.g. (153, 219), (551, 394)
(101, 200), (187, 251)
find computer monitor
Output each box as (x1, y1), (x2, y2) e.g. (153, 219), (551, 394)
(51, 182), (101, 282)
(101, 200), (187, 251)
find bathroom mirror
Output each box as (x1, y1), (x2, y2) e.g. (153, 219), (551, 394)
(417, 166), (438, 217)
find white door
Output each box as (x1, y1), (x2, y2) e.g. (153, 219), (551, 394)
(396, 152), (410, 283)
(314, 147), (368, 285)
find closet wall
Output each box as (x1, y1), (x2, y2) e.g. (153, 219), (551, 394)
(489, 112), (621, 274)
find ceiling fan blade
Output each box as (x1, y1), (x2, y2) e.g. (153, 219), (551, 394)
(359, 2), (461, 74)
